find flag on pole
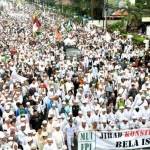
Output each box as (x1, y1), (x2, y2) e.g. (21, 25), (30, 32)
(64, 19), (73, 32)
(32, 16), (42, 35)
(55, 28), (62, 42)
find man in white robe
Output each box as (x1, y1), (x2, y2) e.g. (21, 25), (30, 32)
(52, 124), (65, 150)
(43, 138), (58, 150)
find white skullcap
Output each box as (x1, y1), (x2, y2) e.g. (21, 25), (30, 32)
(6, 102), (11, 105)
(141, 95), (146, 98)
(8, 137), (13, 141)
(74, 99), (78, 103)
(62, 145), (67, 150)
(78, 111), (82, 114)
(20, 117), (26, 121)
(82, 100), (87, 103)
(145, 81), (149, 84)
(62, 101), (66, 105)
(55, 124), (60, 128)
(32, 129), (36, 134)
(92, 118), (98, 123)
(20, 123), (26, 127)
(27, 130), (32, 134)
(68, 112), (72, 116)
(95, 106), (99, 111)
(31, 144), (37, 149)
(102, 119), (107, 123)
(123, 117), (128, 121)
(61, 113), (65, 118)
(82, 119), (86, 123)
(49, 111), (54, 115)
(42, 120), (47, 124)
(52, 103), (56, 107)
(134, 105), (139, 109)
(110, 122), (115, 126)
(34, 92), (39, 97)
(102, 108), (106, 112)
(65, 95), (70, 100)
(142, 117), (146, 120)
(86, 108), (91, 112)
(143, 101), (148, 107)
(26, 102), (30, 105)
(94, 100), (98, 103)
(58, 115), (62, 119)
(47, 137), (53, 141)
(7, 98), (12, 101)
(42, 132), (48, 137)
(1, 101), (5, 104)
(132, 116), (137, 119)
(126, 105), (131, 108)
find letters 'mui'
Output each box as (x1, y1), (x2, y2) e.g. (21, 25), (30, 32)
(80, 132), (93, 141)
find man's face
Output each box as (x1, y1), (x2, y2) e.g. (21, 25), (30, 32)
(5, 109), (10, 113)
(127, 107), (131, 111)
(92, 122), (97, 128)
(56, 127), (60, 131)
(120, 109), (124, 112)
(144, 105), (148, 110)
(102, 111), (106, 114)
(87, 111), (91, 116)
(43, 123), (47, 127)
(95, 110), (99, 115)
(142, 119), (146, 124)
(82, 122), (86, 128)
(47, 140), (53, 145)
(38, 129), (42, 134)
(68, 121), (72, 126)
(123, 120), (128, 124)
(21, 126), (25, 131)
(78, 113), (82, 117)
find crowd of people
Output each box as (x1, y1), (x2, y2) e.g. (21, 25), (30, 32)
(0, 1), (150, 150)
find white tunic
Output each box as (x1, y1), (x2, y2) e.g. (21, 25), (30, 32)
(43, 143), (58, 150)
(52, 131), (64, 149)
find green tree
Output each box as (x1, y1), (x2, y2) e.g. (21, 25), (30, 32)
(124, 0), (150, 31)
(73, 0), (91, 16)
(107, 0), (150, 32)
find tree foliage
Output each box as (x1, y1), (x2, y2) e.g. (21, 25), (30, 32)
(107, 0), (150, 32)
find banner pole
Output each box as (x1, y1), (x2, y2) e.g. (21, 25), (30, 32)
(95, 130), (96, 150)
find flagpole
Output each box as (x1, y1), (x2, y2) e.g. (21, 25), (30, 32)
(104, 0), (108, 31)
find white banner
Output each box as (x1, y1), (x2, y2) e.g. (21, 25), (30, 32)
(11, 70), (27, 83)
(78, 128), (150, 150)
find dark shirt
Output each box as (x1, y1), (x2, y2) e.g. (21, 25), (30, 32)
(72, 105), (80, 117)
(128, 88), (138, 100)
